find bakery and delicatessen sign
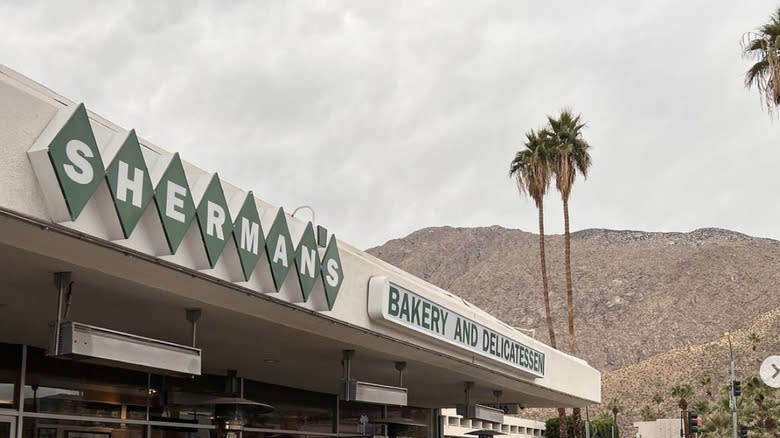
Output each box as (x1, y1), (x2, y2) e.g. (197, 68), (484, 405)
(368, 277), (545, 377)
(27, 103), (343, 310)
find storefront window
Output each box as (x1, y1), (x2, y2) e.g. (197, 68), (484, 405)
(149, 425), (211, 438)
(243, 381), (334, 433)
(146, 374), (225, 423)
(3, 343), (429, 438)
(385, 406), (431, 438)
(24, 347), (148, 419)
(20, 418), (146, 438)
(0, 343), (21, 410)
(338, 401), (383, 436)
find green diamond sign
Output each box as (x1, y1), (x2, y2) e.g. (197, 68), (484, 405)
(34, 102), (347, 309)
(105, 130), (154, 238)
(195, 174), (233, 268)
(265, 208), (294, 291)
(154, 153), (196, 253)
(295, 222), (321, 302)
(320, 236), (343, 310)
(47, 103), (105, 220)
(232, 191), (264, 281)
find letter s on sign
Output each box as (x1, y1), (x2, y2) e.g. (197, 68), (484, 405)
(63, 139), (95, 185)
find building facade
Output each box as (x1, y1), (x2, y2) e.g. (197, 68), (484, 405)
(0, 66), (600, 438)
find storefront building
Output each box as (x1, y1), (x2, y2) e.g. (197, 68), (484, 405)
(0, 66), (600, 438)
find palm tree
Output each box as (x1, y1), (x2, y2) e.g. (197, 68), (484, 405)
(742, 6), (780, 115)
(701, 411), (733, 438)
(747, 332), (760, 351)
(671, 384), (694, 411)
(639, 405), (661, 422)
(547, 109), (592, 356)
(699, 376), (713, 399)
(509, 129), (567, 438)
(606, 398), (624, 426)
(692, 400), (712, 416)
(547, 109), (592, 438)
(509, 129), (557, 348)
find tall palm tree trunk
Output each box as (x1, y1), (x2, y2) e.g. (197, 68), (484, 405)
(563, 197), (575, 355)
(537, 200), (566, 438)
(563, 197), (583, 438)
(538, 198), (556, 348)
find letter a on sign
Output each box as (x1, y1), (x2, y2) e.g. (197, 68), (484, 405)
(264, 208), (294, 291)
(47, 103), (106, 220)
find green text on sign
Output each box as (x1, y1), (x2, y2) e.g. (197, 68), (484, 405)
(387, 283), (545, 376)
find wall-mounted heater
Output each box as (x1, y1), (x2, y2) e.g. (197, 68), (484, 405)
(50, 321), (201, 376)
(339, 350), (408, 406)
(343, 380), (408, 406)
(456, 404), (505, 423)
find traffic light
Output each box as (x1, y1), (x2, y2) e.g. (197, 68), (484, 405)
(688, 411), (699, 434)
(733, 380), (742, 397)
(738, 424), (748, 438)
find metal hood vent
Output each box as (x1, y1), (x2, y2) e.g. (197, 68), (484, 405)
(456, 403), (504, 424)
(50, 321), (201, 376)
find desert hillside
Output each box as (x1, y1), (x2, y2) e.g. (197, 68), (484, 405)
(367, 226), (780, 432)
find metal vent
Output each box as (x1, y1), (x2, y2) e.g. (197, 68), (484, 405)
(50, 321), (201, 376)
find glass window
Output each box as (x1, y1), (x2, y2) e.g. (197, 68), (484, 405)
(24, 347), (148, 418)
(20, 418), (146, 438)
(384, 406), (431, 438)
(338, 401), (383, 436)
(243, 380), (334, 433)
(149, 425), (212, 438)
(0, 343), (21, 410)
(146, 374), (225, 423)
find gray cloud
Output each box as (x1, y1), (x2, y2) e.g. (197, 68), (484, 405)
(3, 0), (779, 249)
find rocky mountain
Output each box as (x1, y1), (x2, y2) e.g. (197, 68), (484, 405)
(367, 226), (780, 431)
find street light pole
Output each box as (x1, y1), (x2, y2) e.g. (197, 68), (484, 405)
(725, 333), (738, 438)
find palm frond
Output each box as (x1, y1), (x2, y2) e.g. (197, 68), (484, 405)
(741, 6), (780, 115)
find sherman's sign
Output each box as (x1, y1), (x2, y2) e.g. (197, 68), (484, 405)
(368, 278), (545, 377)
(27, 103), (344, 310)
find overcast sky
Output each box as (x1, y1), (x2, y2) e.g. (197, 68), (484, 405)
(3, 1), (779, 249)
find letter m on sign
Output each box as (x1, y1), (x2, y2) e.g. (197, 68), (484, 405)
(232, 191), (265, 281)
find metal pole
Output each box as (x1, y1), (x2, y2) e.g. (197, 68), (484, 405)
(52, 272), (71, 355)
(727, 333), (738, 438)
(585, 406), (590, 438)
(186, 309), (201, 347)
(342, 350), (354, 401)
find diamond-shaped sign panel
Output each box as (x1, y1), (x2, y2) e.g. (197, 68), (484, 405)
(320, 236), (344, 310)
(295, 222), (321, 302)
(153, 153), (196, 253)
(195, 174), (233, 268)
(264, 208), (294, 291)
(232, 192), (265, 281)
(105, 130), (154, 238)
(47, 103), (106, 220)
